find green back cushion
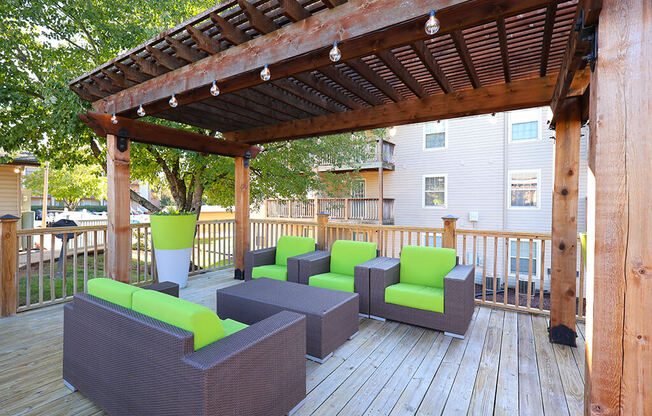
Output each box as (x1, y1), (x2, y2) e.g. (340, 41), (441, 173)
(132, 290), (225, 350)
(275, 235), (316, 266)
(87, 278), (141, 309)
(400, 246), (456, 289)
(330, 240), (377, 276)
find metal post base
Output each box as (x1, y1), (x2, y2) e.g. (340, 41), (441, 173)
(444, 331), (465, 339)
(63, 379), (77, 392)
(288, 398), (306, 416)
(348, 331), (359, 340)
(369, 315), (386, 322)
(306, 352), (333, 364)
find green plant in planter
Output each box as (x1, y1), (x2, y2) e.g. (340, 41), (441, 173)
(150, 209), (197, 288)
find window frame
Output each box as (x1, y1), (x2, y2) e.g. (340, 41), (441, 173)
(422, 174), (448, 209)
(508, 109), (541, 142)
(507, 238), (541, 278)
(350, 178), (366, 199)
(422, 120), (448, 151)
(507, 169), (541, 210)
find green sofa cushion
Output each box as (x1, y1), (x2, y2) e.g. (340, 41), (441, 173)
(87, 278), (141, 309)
(132, 290), (225, 350)
(252, 264), (288, 281)
(330, 240), (377, 276)
(221, 319), (249, 336)
(275, 235), (316, 266)
(385, 282), (444, 313)
(400, 246), (456, 289)
(309, 272), (354, 292)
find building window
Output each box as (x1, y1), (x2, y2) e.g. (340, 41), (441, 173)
(423, 121), (446, 149)
(509, 239), (539, 277)
(423, 175), (446, 208)
(508, 109), (540, 141)
(350, 179), (365, 198)
(509, 170), (539, 208)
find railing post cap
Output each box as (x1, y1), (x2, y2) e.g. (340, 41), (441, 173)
(0, 214), (20, 221)
(441, 215), (459, 221)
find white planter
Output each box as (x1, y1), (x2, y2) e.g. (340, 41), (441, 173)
(150, 214), (197, 289)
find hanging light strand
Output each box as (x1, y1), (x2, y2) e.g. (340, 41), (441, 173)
(329, 41), (341, 62)
(137, 104), (146, 117)
(210, 81), (220, 96)
(169, 94), (178, 108)
(425, 10), (440, 35)
(110, 113), (118, 124)
(260, 65), (271, 81)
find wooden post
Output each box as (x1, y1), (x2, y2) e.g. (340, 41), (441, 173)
(0, 215), (19, 317)
(41, 161), (49, 228)
(378, 137), (384, 224)
(586, 0), (651, 414)
(344, 198), (350, 220)
(106, 134), (131, 283)
(549, 97), (581, 346)
(317, 213), (329, 250)
(234, 155), (250, 280)
(313, 197), (319, 220)
(441, 215), (458, 250)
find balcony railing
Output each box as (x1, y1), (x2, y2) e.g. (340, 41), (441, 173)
(318, 140), (395, 171)
(266, 198), (395, 223)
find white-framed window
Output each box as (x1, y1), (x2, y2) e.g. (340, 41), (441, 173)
(508, 109), (541, 142)
(423, 174), (447, 208)
(350, 179), (365, 198)
(423, 121), (447, 150)
(508, 239), (540, 278)
(508, 169), (540, 209)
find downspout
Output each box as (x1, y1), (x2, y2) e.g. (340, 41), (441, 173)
(503, 112), (508, 230)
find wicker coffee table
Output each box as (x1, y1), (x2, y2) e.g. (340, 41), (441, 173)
(217, 278), (359, 363)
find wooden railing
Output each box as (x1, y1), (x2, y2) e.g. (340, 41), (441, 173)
(266, 198), (395, 223)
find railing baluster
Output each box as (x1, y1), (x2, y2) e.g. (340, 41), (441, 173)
(462, 235), (467, 265)
(493, 236), (498, 304)
(514, 237), (520, 308)
(93, 230), (98, 280)
(539, 239), (546, 311)
(482, 235), (487, 303)
(83, 232), (89, 292)
(527, 238), (533, 310)
(62, 234), (68, 299)
(578, 237), (584, 317)
(73, 232), (78, 295)
(39, 234), (44, 305)
(26, 236), (31, 307)
(504, 237), (509, 307)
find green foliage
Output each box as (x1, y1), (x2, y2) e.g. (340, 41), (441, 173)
(2, 0), (376, 211)
(24, 164), (106, 210)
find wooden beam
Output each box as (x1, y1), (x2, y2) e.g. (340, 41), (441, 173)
(278, 0), (310, 22)
(318, 65), (383, 106)
(539, 4), (557, 76)
(128, 53), (167, 77)
(224, 75), (558, 143)
(272, 78), (345, 113)
(321, 0), (346, 8)
(346, 58), (403, 102)
(106, 135), (131, 283)
(412, 40), (454, 94)
(81, 82), (108, 99)
(0, 216), (19, 316)
(70, 85), (95, 101)
(496, 17), (511, 82)
(90, 75), (120, 93)
(100, 69), (134, 89)
(79, 111), (260, 157)
(114, 62), (151, 83)
(210, 13), (251, 45)
(93, 0), (564, 115)
(377, 50), (428, 98)
(293, 72), (365, 110)
(586, 0), (649, 413)
(185, 25), (222, 55)
(549, 97), (580, 347)
(146, 45), (185, 70)
(451, 29), (481, 88)
(234, 156), (250, 279)
(237, 86), (321, 118)
(237, 0), (279, 34)
(217, 93), (293, 122)
(165, 36), (206, 63)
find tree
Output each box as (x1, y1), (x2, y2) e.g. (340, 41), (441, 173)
(25, 164), (107, 210)
(1, 0), (373, 213)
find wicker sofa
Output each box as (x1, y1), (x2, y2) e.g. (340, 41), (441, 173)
(63, 279), (306, 415)
(244, 235), (317, 282)
(369, 246), (475, 337)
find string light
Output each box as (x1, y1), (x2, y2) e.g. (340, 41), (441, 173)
(425, 11), (440, 35)
(13, 167), (21, 174)
(329, 41), (341, 62)
(489, 112), (497, 124)
(169, 94), (178, 108)
(260, 65), (271, 81)
(111, 113), (118, 124)
(210, 81), (220, 96)
(388, 126), (397, 137)
(137, 104), (146, 117)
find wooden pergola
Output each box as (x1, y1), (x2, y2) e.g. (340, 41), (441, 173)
(70, 0), (650, 413)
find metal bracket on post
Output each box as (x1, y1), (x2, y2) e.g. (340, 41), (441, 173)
(574, 8), (597, 72)
(116, 127), (129, 153)
(243, 151), (251, 169)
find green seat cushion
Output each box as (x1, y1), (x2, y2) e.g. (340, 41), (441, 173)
(400, 246), (456, 289)
(330, 240), (377, 277)
(309, 272), (354, 292)
(251, 264), (288, 281)
(221, 319), (249, 336)
(385, 282), (444, 313)
(132, 290), (225, 350)
(275, 235), (316, 266)
(87, 278), (141, 309)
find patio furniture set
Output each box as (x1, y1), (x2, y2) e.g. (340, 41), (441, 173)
(62, 235), (473, 415)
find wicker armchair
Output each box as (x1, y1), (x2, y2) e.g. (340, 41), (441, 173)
(244, 235), (317, 282)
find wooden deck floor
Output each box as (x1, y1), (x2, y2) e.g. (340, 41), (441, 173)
(0, 269), (585, 415)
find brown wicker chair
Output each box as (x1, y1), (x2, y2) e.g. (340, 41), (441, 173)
(244, 236), (318, 282)
(369, 252), (475, 338)
(63, 293), (307, 415)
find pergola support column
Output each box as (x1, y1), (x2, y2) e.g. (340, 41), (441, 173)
(549, 97), (581, 346)
(106, 134), (131, 283)
(234, 155), (250, 280)
(585, 0), (651, 413)
(378, 137), (384, 224)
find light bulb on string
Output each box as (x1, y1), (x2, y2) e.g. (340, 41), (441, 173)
(260, 65), (271, 81)
(489, 113), (497, 125)
(111, 113), (118, 124)
(137, 104), (146, 117)
(210, 81), (220, 96)
(425, 11), (440, 35)
(388, 126), (397, 137)
(169, 94), (178, 108)
(329, 41), (341, 62)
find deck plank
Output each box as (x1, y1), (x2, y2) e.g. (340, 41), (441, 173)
(518, 313), (545, 416)
(495, 310), (519, 415)
(532, 315), (569, 415)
